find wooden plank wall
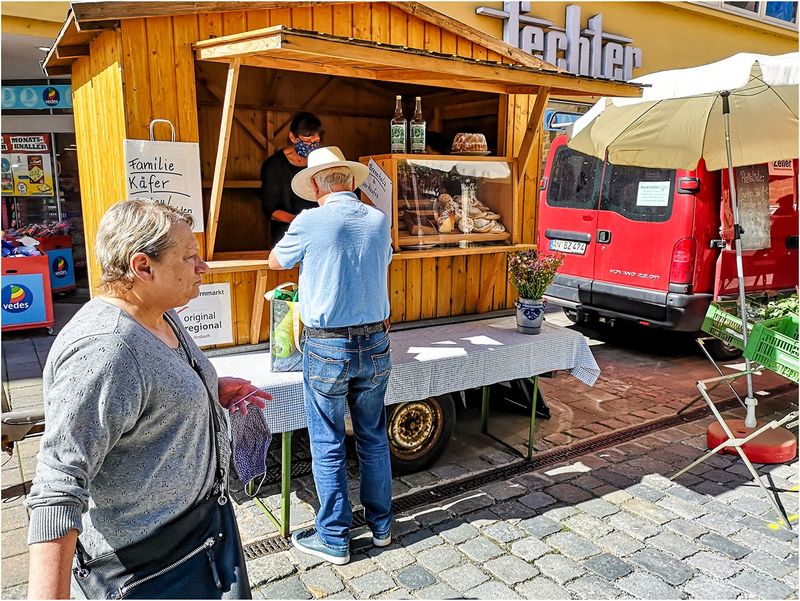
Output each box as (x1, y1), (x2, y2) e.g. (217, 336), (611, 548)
(76, 2), (544, 346)
(71, 29), (128, 292)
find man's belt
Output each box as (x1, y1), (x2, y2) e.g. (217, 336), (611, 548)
(305, 320), (388, 339)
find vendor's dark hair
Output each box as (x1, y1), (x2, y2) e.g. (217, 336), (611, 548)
(290, 112), (322, 136)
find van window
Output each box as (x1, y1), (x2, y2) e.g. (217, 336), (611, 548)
(601, 164), (676, 222)
(547, 147), (602, 209)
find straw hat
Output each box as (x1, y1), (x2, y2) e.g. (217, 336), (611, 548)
(291, 146), (369, 201)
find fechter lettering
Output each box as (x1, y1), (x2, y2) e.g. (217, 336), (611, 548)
(476, 2), (642, 81)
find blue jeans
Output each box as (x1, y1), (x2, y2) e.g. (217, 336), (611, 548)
(302, 331), (393, 551)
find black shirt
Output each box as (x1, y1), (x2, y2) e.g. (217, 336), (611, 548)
(260, 150), (318, 245)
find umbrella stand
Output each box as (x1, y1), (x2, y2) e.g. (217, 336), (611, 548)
(721, 91), (758, 429)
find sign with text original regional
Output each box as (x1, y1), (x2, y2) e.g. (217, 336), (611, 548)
(124, 139), (204, 232)
(1, 134), (55, 197)
(175, 283), (233, 347)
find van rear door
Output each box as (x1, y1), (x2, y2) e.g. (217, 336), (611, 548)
(591, 162), (693, 323)
(537, 137), (602, 306)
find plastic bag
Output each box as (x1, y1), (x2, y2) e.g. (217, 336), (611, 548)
(266, 282), (303, 372)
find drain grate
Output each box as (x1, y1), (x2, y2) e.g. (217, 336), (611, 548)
(242, 384), (793, 560)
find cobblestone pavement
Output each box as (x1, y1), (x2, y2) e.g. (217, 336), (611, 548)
(2, 303), (798, 599)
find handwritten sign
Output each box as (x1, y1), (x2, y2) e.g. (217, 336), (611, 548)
(361, 159), (393, 224)
(735, 164), (771, 251)
(176, 283), (233, 347)
(124, 139), (204, 232)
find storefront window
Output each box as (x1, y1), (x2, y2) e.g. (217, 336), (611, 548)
(724, 1), (760, 12)
(765, 1), (797, 23)
(698, 0), (797, 27)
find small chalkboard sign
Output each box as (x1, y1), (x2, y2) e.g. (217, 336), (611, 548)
(735, 164), (771, 251)
(123, 139), (205, 233)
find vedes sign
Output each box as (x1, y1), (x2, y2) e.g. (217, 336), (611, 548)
(2, 284), (32, 313)
(52, 256), (68, 278)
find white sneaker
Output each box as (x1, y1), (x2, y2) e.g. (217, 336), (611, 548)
(372, 532), (392, 547)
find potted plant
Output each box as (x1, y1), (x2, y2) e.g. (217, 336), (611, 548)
(508, 250), (564, 334)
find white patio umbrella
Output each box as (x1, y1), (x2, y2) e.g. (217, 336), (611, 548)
(568, 52), (799, 428)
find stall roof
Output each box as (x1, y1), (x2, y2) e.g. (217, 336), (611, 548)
(193, 26), (642, 97)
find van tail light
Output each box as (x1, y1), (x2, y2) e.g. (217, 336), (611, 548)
(669, 237), (697, 284)
(678, 177), (701, 194)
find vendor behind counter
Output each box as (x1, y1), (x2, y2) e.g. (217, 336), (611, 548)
(260, 112), (323, 245)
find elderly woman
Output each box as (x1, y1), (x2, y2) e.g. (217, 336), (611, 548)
(26, 200), (270, 599)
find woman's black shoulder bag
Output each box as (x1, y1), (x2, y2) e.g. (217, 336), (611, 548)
(71, 314), (251, 599)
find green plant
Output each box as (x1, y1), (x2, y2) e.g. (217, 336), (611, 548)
(508, 250), (564, 301)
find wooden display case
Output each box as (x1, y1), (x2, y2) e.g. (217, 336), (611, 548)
(362, 154), (518, 253)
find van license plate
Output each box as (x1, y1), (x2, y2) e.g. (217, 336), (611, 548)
(549, 239), (587, 255)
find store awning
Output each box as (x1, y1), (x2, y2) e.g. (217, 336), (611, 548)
(193, 26), (643, 98)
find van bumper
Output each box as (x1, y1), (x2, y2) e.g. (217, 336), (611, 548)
(545, 275), (712, 332)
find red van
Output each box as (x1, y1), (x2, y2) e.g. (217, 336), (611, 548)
(538, 135), (798, 358)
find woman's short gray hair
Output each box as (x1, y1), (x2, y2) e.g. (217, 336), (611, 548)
(96, 199), (193, 292)
(312, 166), (353, 194)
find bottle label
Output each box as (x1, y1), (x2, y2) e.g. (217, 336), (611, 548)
(391, 124), (406, 153)
(410, 123), (426, 153)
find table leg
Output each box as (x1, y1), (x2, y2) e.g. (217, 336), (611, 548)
(480, 385), (490, 433)
(281, 430), (292, 538)
(527, 376), (539, 460)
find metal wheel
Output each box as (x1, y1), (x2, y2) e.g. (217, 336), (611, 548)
(386, 395), (455, 475)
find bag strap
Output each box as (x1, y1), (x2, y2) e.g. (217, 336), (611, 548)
(164, 312), (227, 497)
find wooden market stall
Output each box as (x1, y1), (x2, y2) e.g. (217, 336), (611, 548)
(43, 1), (641, 349)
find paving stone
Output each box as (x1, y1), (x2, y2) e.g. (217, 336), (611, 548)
(399, 529), (444, 554)
(517, 576), (573, 599)
(299, 566), (345, 598)
(289, 547), (327, 571)
(509, 536), (552, 562)
(606, 510), (660, 540)
(417, 545), (462, 572)
(742, 551), (798, 579)
(483, 521), (525, 543)
(448, 491), (495, 516)
(540, 504), (579, 521)
(0, 554), (28, 588)
(616, 570), (685, 600)
(704, 499), (748, 520)
(729, 568), (796, 600)
(595, 531), (645, 556)
(698, 532), (751, 559)
(480, 480), (526, 501)
(748, 519), (799, 544)
(457, 536), (504, 563)
(1, 506), (28, 531)
(696, 512), (742, 536)
(629, 549), (695, 586)
(392, 517), (420, 539)
(461, 509), (498, 529)
(413, 582), (462, 599)
(646, 532), (700, 560)
(545, 483), (593, 504)
(463, 581), (523, 600)
(350, 569), (396, 597)
(484, 555), (539, 586)
(563, 512), (613, 539)
(732, 528), (796, 561)
(686, 550), (744, 580)
(666, 485), (712, 505)
(248, 552), (297, 586)
(440, 562), (490, 592)
(545, 531), (601, 560)
(430, 463), (469, 480)
(374, 589), (412, 600)
(566, 574), (628, 599)
(332, 555), (375, 580)
(413, 507), (450, 528)
(575, 497), (620, 518)
(1, 528), (28, 559)
(683, 575), (743, 600)
(584, 552), (633, 581)
(490, 499), (531, 522)
(434, 521), (479, 545)
(626, 483), (666, 502)
(369, 544), (415, 571)
(534, 553), (586, 585)
(664, 518), (709, 540)
(601, 488), (634, 505)
(622, 499), (676, 525)
(400, 471), (438, 488)
(654, 494), (707, 520)
(395, 565), (436, 591)
(260, 576), (312, 600)
(517, 491), (557, 510)
(518, 515), (562, 538)
(0, 584), (27, 600)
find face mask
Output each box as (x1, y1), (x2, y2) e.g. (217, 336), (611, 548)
(230, 407), (272, 488)
(294, 139), (319, 158)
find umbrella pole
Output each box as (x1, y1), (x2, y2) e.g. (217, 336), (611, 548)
(721, 91), (758, 428)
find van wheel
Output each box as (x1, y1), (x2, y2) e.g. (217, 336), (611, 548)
(563, 308), (579, 323)
(386, 394), (455, 475)
(705, 338), (742, 361)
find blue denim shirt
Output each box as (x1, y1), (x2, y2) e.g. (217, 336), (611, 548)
(273, 191), (392, 328)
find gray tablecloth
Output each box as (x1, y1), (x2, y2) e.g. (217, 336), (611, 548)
(210, 316), (599, 434)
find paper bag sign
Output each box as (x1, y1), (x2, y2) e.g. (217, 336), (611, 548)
(124, 139), (205, 232)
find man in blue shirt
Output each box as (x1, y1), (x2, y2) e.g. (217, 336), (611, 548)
(268, 147), (393, 565)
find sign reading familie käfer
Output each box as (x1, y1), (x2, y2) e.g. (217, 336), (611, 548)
(177, 283), (233, 347)
(124, 139), (205, 233)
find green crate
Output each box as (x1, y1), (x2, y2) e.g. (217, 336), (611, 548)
(744, 315), (799, 383)
(701, 301), (751, 351)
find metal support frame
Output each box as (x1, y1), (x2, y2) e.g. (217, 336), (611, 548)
(671, 369), (797, 528)
(481, 375), (540, 460)
(676, 336), (746, 415)
(246, 431), (293, 538)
